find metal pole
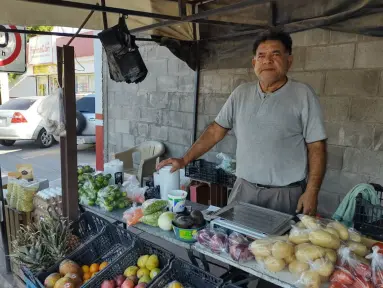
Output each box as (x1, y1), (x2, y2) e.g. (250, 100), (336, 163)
(192, 4), (200, 143)
(0, 168), (11, 273)
(67, 6), (96, 46)
(101, 0), (108, 29)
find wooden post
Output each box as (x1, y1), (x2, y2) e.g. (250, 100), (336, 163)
(59, 45), (79, 221)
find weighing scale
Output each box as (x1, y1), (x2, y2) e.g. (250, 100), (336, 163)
(209, 201), (295, 239)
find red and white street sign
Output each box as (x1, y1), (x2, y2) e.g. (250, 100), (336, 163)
(0, 25), (26, 73)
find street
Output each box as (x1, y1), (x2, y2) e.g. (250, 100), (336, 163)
(0, 141), (96, 186)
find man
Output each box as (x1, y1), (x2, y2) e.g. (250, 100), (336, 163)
(158, 29), (327, 216)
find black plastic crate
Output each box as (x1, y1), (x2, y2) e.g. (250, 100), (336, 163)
(354, 183), (383, 241)
(185, 159), (219, 183)
(218, 170), (237, 188)
(149, 258), (223, 288)
(223, 284), (242, 288)
(83, 237), (174, 287)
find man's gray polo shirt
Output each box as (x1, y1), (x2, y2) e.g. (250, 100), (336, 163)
(215, 79), (327, 186)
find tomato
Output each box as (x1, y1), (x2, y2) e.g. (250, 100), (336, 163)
(354, 263), (372, 280)
(351, 276), (374, 288)
(330, 269), (355, 286)
(376, 270), (383, 285)
(373, 242), (383, 254)
(329, 282), (349, 288)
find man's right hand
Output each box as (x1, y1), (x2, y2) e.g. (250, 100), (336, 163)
(157, 158), (186, 173)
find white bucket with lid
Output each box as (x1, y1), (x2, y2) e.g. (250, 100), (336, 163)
(159, 166), (180, 200)
(168, 190), (187, 212)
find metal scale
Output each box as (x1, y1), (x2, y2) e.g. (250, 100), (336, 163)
(208, 201), (295, 239)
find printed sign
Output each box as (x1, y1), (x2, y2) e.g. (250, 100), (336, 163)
(0, 25), (26, 73)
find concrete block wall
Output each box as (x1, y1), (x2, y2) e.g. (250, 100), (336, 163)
(197, 29), (383, 217)
(103, 41), (195, 161)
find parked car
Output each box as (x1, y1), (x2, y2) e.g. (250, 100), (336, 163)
(0, 94), (96, 148)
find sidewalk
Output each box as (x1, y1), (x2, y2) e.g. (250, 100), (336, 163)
(0, 242), (19, 288)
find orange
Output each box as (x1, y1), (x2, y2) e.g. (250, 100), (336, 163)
(83, 272), (91, 281)
(89, 263), (100, 273)
(99, 262), (108, 271)
(91, 272), (97, 278)
(82, 265), (90, 274)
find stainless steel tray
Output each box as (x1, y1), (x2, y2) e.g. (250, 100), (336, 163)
(210, 201), (294, 236)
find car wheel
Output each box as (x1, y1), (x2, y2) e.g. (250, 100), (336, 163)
(36, 128), (55, 148)
(76, 111), (87, 135)
(0, 140), (16, 146)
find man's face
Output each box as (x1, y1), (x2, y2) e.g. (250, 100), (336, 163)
(252, 40), (293, 85)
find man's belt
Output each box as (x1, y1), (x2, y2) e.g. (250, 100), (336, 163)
(254, 180), (304, 189)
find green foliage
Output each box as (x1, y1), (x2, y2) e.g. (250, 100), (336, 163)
(26, 25), (53, 41)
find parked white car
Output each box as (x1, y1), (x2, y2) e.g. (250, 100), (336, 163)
(0, 94), (96, 148)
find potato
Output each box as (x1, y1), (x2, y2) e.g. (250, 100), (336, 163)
(327, 221), (348, 241)
(255, 256), (265, 263)
(349, 229), (362, 243)
(271, 241), (294, 259)
(250, 240), (273, 257)
(295, 243), (311, 253)
(296, 244), (325, 263)
(311, 258), (334, 277)
(324, 249), (337, 263)
(299, 271), (321, 288)
(289, 228), (310, 245)
(301, 215), (322, 230)
(323, 227), (340, 239)
(347, 241), (368, 257)
(289, 260), (309, 275)
(296, 221), (307, 229)
(284, 253), (296, 264)
(264, 256), (286, 272)
(309, 230), (341, 249)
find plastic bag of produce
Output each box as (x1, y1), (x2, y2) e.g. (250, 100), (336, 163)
(289, 225), (311, 245)
(296, 270), (322, 288)
(216, 152), (236, 174)
(366, 245), (383, 287)
(330, 246), (373, 287)
(16, 181), (39, 212)
(228, 232), (253, 262)
(123, 205), (144, 226)
(98, 185), (130, 212)
(122, 175), (147, 203)
(79, 179), (98, 206)
(195, 228), (228, 254)
(139, 210), (163, 226)
(6, 177), (17, 208)
(142, 199), (168, 215)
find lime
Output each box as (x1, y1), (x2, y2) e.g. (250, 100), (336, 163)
(106, 174), (112, 180)
(118, 203), (125, 209)
(88, 201), (95, 206)
(106, 206), (113, 212)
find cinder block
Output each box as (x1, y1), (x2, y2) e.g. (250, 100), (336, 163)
(145, 59), (168, 76)
(108, 119), (115, 133)
(115, 119), (131, 134)
(343, 148), (383, 177)
(108, 105), (123, 119)
(290, 47), (306, 71)
(139, 74), (157, 92)
(122, 106), (140, 121)
(373, 124), (383, 151)
(178, 76), (195, 92)
(325, 70), (380, 96)
(114, 91), (130, 105)
(197, 115), (215, 132)
(317, 189), (342, 218)
(330, 31), (357, 44)
(319, 97), (350, 122)
(178, 60), (194, 76)
(168, 92), (180, 111)
(156, 46), (175, 59)
(216, 135), (237, 154)
(350, 98), (383, 123)
(149, 125), (168, 141)
(108, 132), (117, 146)
(355, 41), (383, 68)
(157, 76), (178, 92)
(380, 72), (383, 97)
(146, 45), (158, 59)
(122, 133), (135, 148)
(129, 121), (138, 137)
(135, 136), (148, 146)
(288, 72), (324, 95)
(204, 97), (229, 116)
(179, 93), (195, 113)
(321, 169), (369, 194)
(149, 92), (168, 109)
(213, 73), (233, 93)
(164, 142), (187, 158)
(232, 74), (252, 90)
(325, 122), (373, 149)
(357, 34), (381, 42)
(131, 92), (149, 107)
(139, 107), (162, 124)
(137, 123), (149, 137)
(305, 44), (355, 70)
(291, 29), (330, 47)
(327, 145), (345, 170)
(163, 111), (194, 130)
(168, 127), (192, 146)
(168, 59), (180, 76)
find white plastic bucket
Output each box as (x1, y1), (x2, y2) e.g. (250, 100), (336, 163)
(159, 166), (180, 200)
(168, 190), (187, 213)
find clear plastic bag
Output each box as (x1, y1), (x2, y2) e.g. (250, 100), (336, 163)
(16, 181), (39, 212)
(228, 232), (253, 262)
(6, 177), (17, 208)
(216, 152), (236, 174)
(79, 179), (98, 206)
(366, 245), (383, 287)
(122, 175), (147, 203)
(123, 205), (144, 226)
(37, 88), (66, 136)
(142, 199), (168, 215)
(98, 184), (130, 212)
(195, 228), (228, 254)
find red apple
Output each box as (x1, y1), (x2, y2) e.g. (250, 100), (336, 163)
(121, 279), (135, 288)
(114, 275), (126, 286)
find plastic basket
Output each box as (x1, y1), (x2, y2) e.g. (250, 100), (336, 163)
(150, 257), (223, 288)
(83, 237), (174, 287)
(354, 183), (383, 241)
(185, 159), (219, 183)
(218, 170), (237, 188)
(223, 284), (242, 288)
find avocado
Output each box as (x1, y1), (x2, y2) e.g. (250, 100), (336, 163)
(190, 210), (205, 225)
(173, 216), (194, 229)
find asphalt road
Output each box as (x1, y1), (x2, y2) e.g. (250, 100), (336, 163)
(0, 140), (96, 186)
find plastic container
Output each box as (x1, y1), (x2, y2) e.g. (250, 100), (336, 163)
(223, 284), (242, 288)
(172, 223), (206, 243)
(354, 183), (383, 240)
(82, 237), (174, 287)
(168, 190), (187, 212)
(149, 257), (223, 288)
(159, 166), (180, 200)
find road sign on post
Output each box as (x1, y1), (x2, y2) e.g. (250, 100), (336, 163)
(0, 25), (26, 73)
